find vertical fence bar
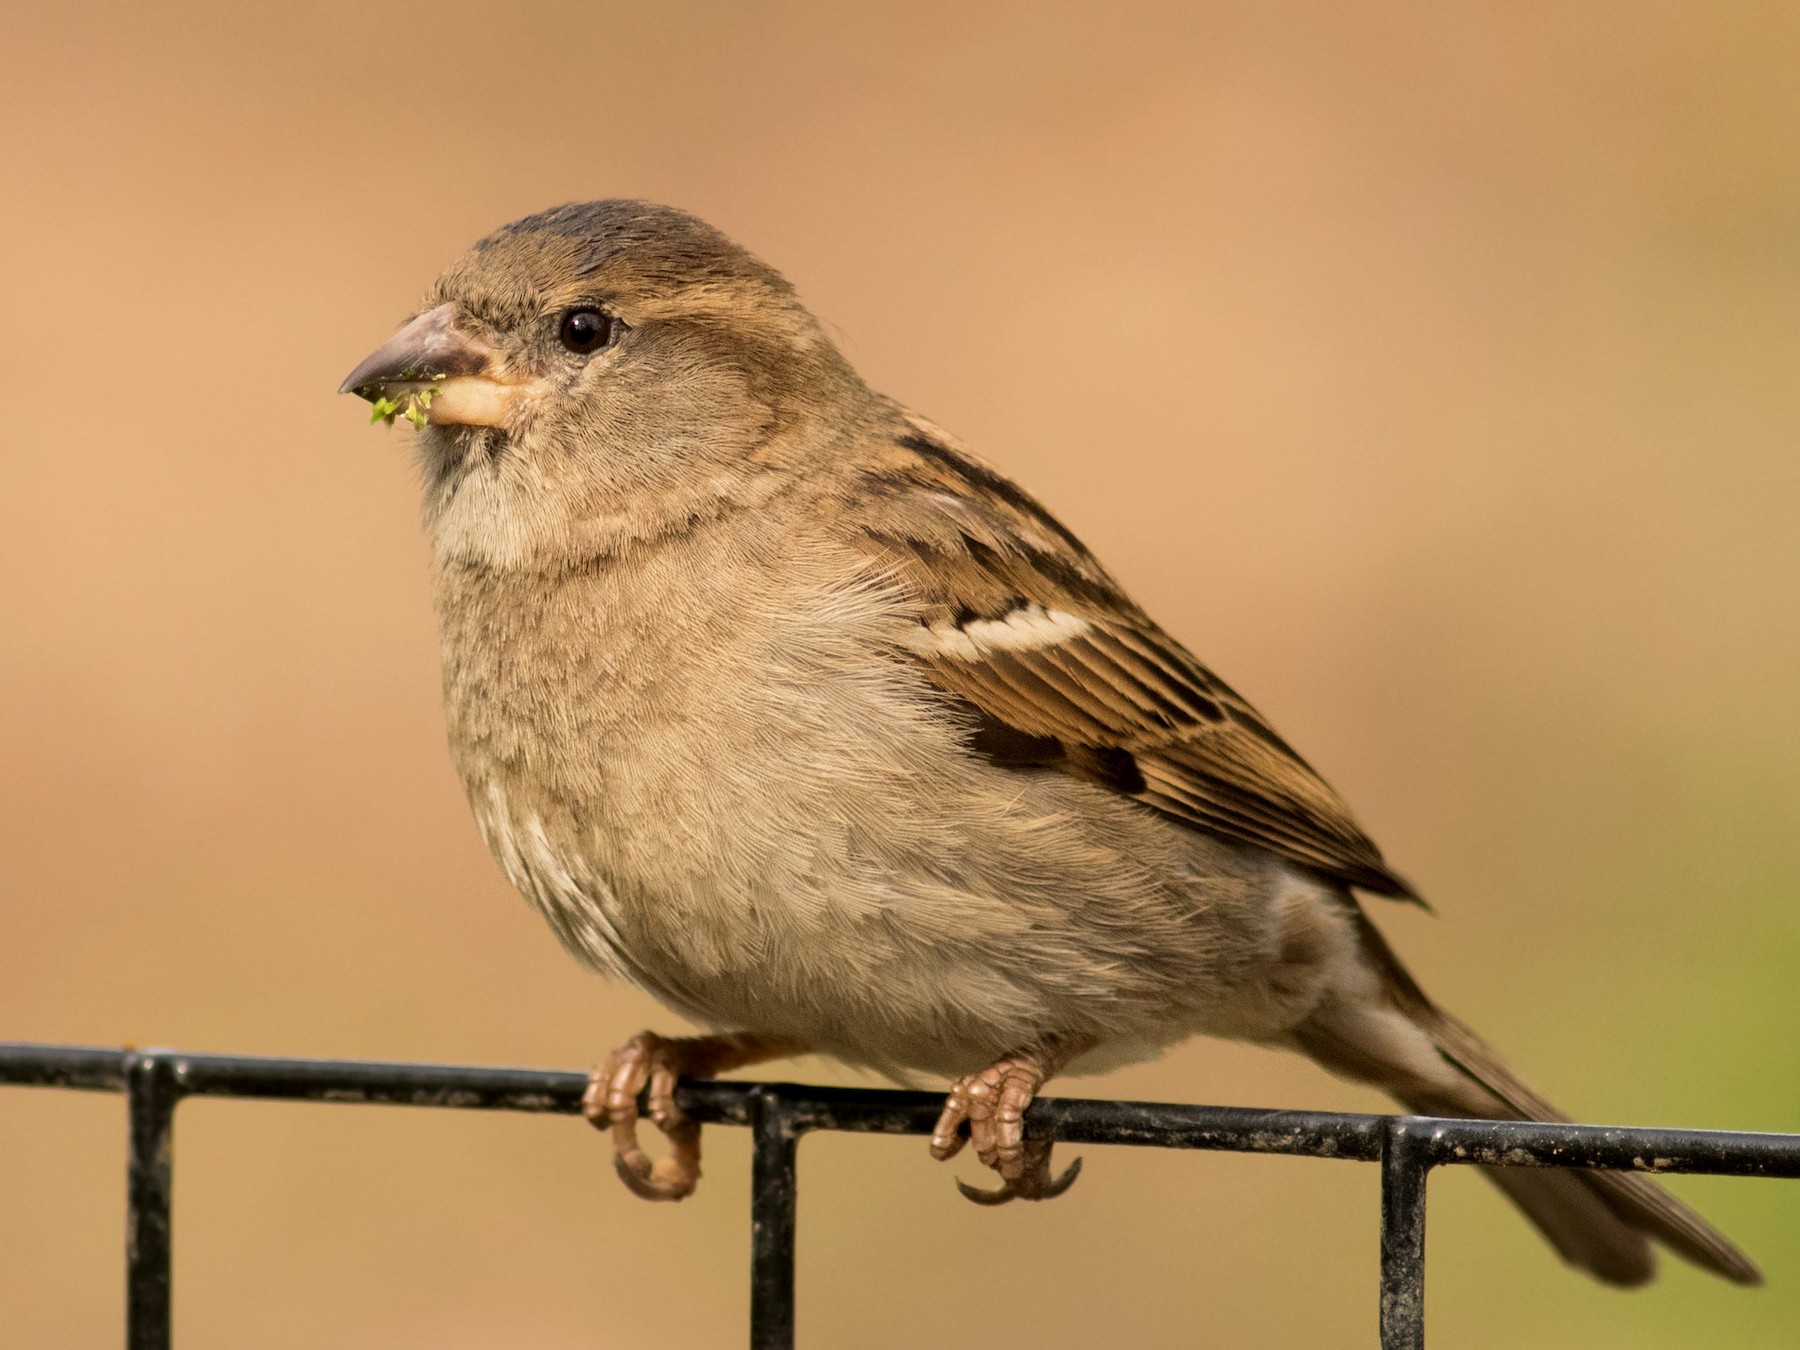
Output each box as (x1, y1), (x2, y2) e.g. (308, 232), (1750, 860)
(748, 1087), (800, 1350)
(125, 1051), (180, 1350)
(1379, 1117), (1431, 1350)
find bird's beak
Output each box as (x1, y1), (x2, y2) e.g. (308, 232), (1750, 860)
(338, 303), (525, 428)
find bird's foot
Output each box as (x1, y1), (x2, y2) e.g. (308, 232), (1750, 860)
(582, 1030), (805, 1201)
(584, 1031), (699, 1200)
(929, 1044), (1083, 1204)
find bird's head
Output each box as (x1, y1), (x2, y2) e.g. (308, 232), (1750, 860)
(341, 200), (859, 567)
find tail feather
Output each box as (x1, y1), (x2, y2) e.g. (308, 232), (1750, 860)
(1294, 906), (1762, 1288)
(1482, 1167), (1664, 1287)
(1413, 1001), (1762, 1286)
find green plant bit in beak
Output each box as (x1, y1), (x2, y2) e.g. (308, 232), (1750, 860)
(403, 385), (438, 429)
(368, 383), (440, 429)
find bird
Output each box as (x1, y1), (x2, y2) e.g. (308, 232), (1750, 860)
(340, 199), (1758, 1288)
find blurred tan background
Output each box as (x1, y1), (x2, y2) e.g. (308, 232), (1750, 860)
(2, 2), (1797, 1346)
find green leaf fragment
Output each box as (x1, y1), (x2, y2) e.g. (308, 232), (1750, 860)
(369, 385), (437, 430)
(404, 386), (437, 428)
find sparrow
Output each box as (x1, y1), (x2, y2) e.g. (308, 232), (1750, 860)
(341, 199), (1758, 1287)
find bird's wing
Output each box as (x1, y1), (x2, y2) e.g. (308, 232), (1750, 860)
(842, 416), (1420, 902)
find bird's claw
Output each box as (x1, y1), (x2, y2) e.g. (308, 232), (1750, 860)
(955, 1150), (1083, 1205)
(931, 1048), (1082, 1203)
(583, 1031), (701, 1201)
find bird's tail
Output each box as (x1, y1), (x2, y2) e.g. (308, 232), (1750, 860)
(1289, 908), (1761, 1287)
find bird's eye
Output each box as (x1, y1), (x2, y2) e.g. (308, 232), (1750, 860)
(558, 308), (618, 355)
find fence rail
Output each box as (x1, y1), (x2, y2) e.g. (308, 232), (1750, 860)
(3, 1041), (1795, 1348)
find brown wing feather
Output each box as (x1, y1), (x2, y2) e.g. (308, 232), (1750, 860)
(845, 416), (1420, 902)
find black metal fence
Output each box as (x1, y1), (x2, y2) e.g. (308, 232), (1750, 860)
(3, 1041), (1796, 1349)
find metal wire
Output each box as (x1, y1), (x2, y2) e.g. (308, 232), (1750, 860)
(3, 1041), (1794, 1349)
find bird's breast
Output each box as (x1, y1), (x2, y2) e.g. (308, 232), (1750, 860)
(431, 528), (941, 982)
